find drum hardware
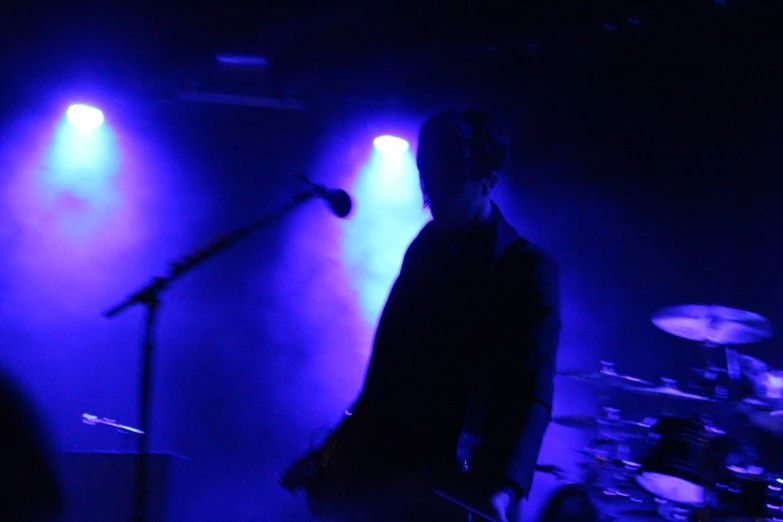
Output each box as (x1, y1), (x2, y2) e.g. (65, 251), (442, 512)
(588, 437), (622, 447)
(627, 378), (717, 403)
(557, 361), (655, 390)
(632, 415), (737, 506)
(655, 499), (692, 522)
(652, 304), (774, 403)
(735, 354), (783, 434)
(736, 402), (783, 436)
(580, 464), (696, 521)
(711, 470), (783, 520)
(745, 364), (783, 402)
(553, 414), (654, 432)
(576, 448), (642, 468)
(557, 304), (782, 520)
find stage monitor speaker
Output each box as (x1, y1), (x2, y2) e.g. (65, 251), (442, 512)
(57, 451), (188, 522)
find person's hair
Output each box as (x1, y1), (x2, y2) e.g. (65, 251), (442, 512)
(417, 108), (509, 207)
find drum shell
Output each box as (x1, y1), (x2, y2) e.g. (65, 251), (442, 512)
(636, 417), (731, 505)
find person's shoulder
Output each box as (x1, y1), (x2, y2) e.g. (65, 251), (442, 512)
(514, 239), (558, 266)
(500, 239), (560, 306)
(400, 220), (437, 269)
(407, 220), (437, 251)
(492, 203), (556, 272)
(416, 220), (439, 241)
(501, 237), (559, 279)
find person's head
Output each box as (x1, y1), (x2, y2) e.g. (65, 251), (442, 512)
(416, 108), (508, 230)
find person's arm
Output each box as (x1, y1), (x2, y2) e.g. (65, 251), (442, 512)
(471, 245), (561, 501)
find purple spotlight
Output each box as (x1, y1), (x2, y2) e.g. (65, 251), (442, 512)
(373, 135), (409, 154)
(66, 104), (104, 130)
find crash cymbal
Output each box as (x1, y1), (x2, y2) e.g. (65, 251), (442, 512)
(558, 364), (655, 390)
(627, 384), (715, 403)
(651, 304), (774, 344)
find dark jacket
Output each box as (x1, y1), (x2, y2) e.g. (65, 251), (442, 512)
(347, 202), (560, 498)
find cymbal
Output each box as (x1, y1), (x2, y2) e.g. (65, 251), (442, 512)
(737, 401), (783, 434)
(739, 354), (770, 373)
(651, 304), (774, 344)
(627, 384), (715, 403)
(558, 368), (655, 390)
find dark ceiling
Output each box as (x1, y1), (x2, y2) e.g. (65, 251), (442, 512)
(1, 0), (781, 106)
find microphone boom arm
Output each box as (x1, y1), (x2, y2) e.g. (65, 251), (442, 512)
(103, 191), (315, 318)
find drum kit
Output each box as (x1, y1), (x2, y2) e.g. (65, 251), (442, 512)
(555, 304), (783, 521)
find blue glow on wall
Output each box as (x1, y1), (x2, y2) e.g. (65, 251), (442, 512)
(42, 113), (119, 220)
(340, 143), (430, 330)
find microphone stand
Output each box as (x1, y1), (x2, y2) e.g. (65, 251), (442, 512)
(103, 191), (315, 522)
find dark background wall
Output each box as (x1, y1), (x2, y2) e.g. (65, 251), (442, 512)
(0, 1), (781, 519)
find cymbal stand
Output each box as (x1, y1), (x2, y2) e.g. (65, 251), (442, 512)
(723, 342), (765, 469)
(699, 341), (763, 471)
(103, 192), (316, 521)
(693, 341), (741, 400)
(722, 343), (742, 401)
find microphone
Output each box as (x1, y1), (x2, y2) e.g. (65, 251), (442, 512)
(300, 175), (353, 218)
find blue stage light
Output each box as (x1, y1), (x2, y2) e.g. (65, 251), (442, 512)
(66, 104), (104, 130)
(373, 135), (409, 154)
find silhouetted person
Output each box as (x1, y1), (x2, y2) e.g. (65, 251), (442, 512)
(0, 369), (62, 521)
(282, 109), (560, 522)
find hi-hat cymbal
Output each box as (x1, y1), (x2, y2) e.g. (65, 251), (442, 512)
(558, 366), (654, 390)
(651, 304), (774, 344)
